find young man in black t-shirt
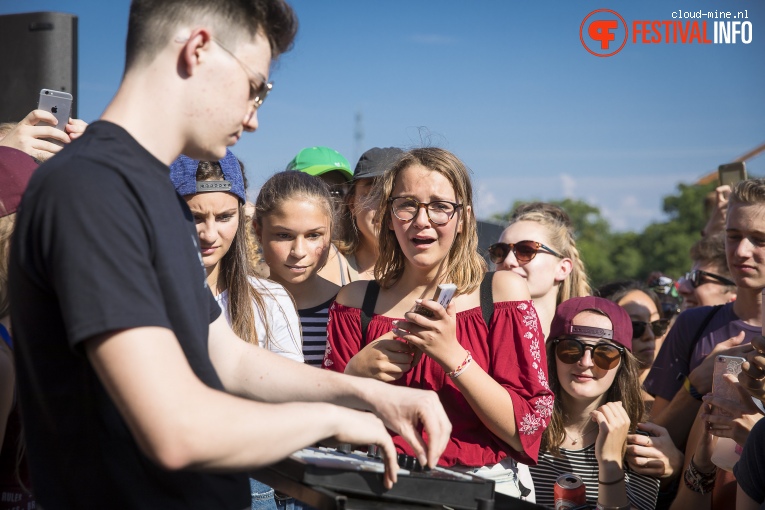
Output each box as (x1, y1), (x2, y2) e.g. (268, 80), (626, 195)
(8, 2), (451, 508)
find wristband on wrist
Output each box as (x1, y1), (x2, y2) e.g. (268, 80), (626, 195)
(683, 455), (716, 494)
(447, 351), (472, 379)
(683, 376), (704, 401)
(598, 473), (625, 485)
(596, 503), (631, 510)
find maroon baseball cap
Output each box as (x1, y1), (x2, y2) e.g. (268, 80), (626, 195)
(549, 296), (633, 351)
(0, 147), (39, 217)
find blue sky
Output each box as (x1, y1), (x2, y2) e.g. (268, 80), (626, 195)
(2, 0), (763, 231)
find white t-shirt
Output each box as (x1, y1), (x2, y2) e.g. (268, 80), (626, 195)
(216, 276), (304, 363)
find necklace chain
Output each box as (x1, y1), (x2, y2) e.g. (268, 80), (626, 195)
(565, 422), (598, 445)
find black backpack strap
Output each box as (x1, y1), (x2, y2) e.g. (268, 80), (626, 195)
(480, 271), (495, 329)
(360, 280), (381, 344)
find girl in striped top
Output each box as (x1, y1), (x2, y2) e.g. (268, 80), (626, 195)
(255, 171), (339, 367)
(529, 297), (660, 509)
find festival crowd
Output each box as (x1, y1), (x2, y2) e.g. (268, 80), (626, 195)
(1, 1), (764, 509)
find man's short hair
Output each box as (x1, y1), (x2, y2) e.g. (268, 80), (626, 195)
(125, 0), (297, 70)
(690, 232), (732, 279)
(730, 178), (765, 207)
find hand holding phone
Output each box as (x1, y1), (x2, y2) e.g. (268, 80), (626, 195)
(413, 284), (457, 318)
(37, 89), (73, 147)
(711, 355), (746, 416)
(718, 162), (747, 188)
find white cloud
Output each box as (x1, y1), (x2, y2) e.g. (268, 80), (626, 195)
(560, 173), (576, 198)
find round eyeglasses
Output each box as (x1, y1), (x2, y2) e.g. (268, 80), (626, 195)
(488, 240), (562, 265)
(388, 197), (462, 225)
(553, 337), (624, 370)
(631, 319), (670, 339)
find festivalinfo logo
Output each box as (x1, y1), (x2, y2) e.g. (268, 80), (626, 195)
(580, 8), (753, 57)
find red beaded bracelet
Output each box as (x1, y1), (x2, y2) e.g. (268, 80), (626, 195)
(447, 351), (472, 379)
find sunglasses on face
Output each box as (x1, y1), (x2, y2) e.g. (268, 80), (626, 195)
(681, 269), (735, 288)
(631, 319), (670, 339)
(553, 337), (625, 370)
(488, 240), (562, 265)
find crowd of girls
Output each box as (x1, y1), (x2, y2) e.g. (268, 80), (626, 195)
(7, 132), (764, 510)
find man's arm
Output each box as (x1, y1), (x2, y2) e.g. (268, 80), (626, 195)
(651, 382), (702, 450)
(86, 325), (406, 486)
(207, 315), (452, 468)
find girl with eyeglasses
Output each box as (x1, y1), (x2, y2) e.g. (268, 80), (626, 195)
(490, 202), (591, 338)
(324, 148), (553, 500)
(529, 296), (660, 510)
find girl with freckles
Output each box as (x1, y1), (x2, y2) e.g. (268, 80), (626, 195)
(323, 147), (553, 500)
(255, 171), (340, 368)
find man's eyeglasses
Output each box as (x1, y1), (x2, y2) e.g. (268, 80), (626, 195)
(681, 269), (735, 289)
(389, 197), (462, 225)
(631, 319), (670, 339)
(488, 240), (562, 265)
(553, 337), (624, 370)
(210, 36), (273, 109)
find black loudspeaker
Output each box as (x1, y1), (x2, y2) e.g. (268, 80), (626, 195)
(0, 11), (78, 124)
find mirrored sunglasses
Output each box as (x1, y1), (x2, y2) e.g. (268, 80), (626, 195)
(554, 337), (624, 370)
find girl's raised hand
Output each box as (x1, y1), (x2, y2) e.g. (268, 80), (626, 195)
(592, 401), (631, 468)
(394, 300), (463, 373)
(345, 331), (418, 382)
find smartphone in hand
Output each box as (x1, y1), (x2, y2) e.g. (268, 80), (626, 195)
(413, 284), (457, 318)
(718, 162), (747, 188)
(37, 89), (73, 146)
(711, 355), (746, 416)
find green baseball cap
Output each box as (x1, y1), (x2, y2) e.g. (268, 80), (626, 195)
(286, 146), (352, 181)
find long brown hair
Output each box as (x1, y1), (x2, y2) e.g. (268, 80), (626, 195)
(194, 161), (277, 348)
(509, 202), (591, 304)
(541, 312), (645, 455)
(374, 148), (486, 295)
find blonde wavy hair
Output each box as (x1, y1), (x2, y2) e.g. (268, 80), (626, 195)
(509, 202), (591, 304)
(374, 148), (486, 295)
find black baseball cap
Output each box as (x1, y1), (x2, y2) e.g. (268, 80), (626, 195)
(353, 147), (404, 181)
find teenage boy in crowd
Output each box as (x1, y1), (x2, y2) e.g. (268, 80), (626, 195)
(8, 1), (450, 509)
(646, 179), (764, 448)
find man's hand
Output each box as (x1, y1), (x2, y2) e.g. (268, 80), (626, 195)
(0, 109), (87, 161)
(625, 422), (683, 479)
(702, 375), (764, 447)
(689, 331), (750, 394)
(739, 335), (765, 403)
(330, 407), (400, 489)
(367, 383), (451, 469)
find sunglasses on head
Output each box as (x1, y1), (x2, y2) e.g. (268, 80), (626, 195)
(681, 269), (735, 288)
(553, 337), (624, 370)
(631, 319), (670, 339)
(488, 240), (562, 265)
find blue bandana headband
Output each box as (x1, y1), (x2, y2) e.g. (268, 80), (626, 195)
(169, 149), (246, 203)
